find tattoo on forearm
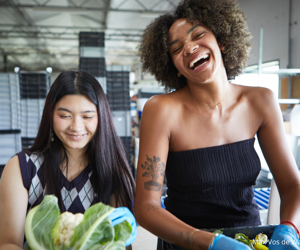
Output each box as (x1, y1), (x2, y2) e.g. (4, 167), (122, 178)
(180, 231), (190, 245)
(147, 205), (160, 212)
(179, 231), (205, 249)
(141, 155), (165, 191)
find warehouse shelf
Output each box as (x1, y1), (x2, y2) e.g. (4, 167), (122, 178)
(79, 32), (105, 47)
(0, 73), (21, 130)
(21, 137), (36, 150)
(0, 131), (22, 165)
(79, 58), (106, 77)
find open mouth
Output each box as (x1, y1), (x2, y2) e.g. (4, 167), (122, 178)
(189, 54), (210, 70)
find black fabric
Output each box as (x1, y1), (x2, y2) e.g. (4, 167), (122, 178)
(159, 138), (262, 250)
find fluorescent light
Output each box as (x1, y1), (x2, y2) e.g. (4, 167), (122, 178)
(14, 67), (20, 73)
(278, 99), (300, 104)
(243, 69), (300, 75)
(46, 67), (52, 73)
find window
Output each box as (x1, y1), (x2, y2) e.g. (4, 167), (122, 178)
(231, 60), (279, 98)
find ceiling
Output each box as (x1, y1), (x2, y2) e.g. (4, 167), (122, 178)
(0, 0), (181, 73)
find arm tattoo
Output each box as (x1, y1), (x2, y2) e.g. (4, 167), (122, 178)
(147, 205), (160, 212)
(141, 155), (165, 191)
(179, 231), (205, 249)
(179, 231), (190, 245)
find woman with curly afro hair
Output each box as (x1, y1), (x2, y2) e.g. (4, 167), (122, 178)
(135, 0), (300, 250)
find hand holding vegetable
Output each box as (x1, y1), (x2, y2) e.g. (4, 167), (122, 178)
(108, 207), (137, 246)
(209, 234), (252, 250)
(25, 195), (136, 250)
(269, 225), (300, 249)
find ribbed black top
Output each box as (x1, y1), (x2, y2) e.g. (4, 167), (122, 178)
(164, 138), (261, 229)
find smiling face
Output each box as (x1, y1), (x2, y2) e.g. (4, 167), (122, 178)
(168, 18), (224, 84)
(53, 94), (98, 152)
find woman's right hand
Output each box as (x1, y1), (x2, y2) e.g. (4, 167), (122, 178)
(209, 234), (252, 250)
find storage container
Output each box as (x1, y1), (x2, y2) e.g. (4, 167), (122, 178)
(21, 99), (45, 138)
(79, 32), (105, 47)
(0, 73), (21, 130)
(112, 111), (131, 137)
(79, 58), (106, 77)
(19, 72), (50, 99)
(0, 130), (22, 165)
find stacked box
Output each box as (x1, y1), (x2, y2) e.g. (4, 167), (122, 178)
(0, 130), (22, 166)
(106, 65), (133, 174)
(120, 136), (134, 177)
(0, 74), (22, 170)
(106, 66), (131, 111)
(0, 73), (21, 130)
(22, 137), (36, 150)
(79, 32), (106, 93)
(19, 72), (50, 148)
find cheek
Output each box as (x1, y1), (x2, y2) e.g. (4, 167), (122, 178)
(53, 116), (67, 133)
(88, 118), (98, 133)
(172, 56), (182, 70)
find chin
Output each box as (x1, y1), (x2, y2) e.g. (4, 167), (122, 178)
(66, 142), (89, 150)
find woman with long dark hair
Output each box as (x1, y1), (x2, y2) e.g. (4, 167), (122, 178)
(0, 71), (135, 250)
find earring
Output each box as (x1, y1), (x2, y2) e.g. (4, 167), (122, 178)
(177, 72), (181, 77)
(51, 133), (54, 141)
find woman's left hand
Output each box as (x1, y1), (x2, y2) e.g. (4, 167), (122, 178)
(269, 225), (300, 249)
(108, 207), (137, 246)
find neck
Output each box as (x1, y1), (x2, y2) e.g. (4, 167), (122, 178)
(186, 77), (230, 109)
(61, 146), (88, 169)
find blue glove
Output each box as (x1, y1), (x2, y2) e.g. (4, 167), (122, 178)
(269, 225), (300, 249)
(108, 207), (137, 246)
(209, 234), (252, 250)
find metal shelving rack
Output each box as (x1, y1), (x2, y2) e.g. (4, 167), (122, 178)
(242, 28), (300, 105)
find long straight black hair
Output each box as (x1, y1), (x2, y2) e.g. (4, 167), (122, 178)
(29, 71), (135, 212)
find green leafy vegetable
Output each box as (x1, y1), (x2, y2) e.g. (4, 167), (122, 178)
(213, 229), (224, 235)
(234, 233), (255, 250)
(25, 195), (132, 250)
(25, 195), (60, 250)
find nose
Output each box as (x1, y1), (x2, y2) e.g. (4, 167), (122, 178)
(70, 117), (84, 131)
(184, 42), (199, 56)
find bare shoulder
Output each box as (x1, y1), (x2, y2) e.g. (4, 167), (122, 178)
(0, 155), (23, 189)
(237, 85), (277, 111)
(6, 154), (20, 165)
(143, 92), (181, 121)
(1, 155), (21, 176)
(144, 92), (179, 111)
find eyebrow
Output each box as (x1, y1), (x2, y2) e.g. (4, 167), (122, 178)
(168, 24), (202, 47)
(57, 107), (96, 113)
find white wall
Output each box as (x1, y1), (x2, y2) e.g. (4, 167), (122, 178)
(290, 0), (300, 68)
(238, 0), (295, 68)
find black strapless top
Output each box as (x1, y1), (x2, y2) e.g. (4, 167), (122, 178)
(164, 138), (261, 229)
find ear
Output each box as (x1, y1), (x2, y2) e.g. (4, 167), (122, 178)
(218, 43), (225, 51)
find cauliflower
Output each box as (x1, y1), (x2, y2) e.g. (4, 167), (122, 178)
(25, 195), (133, 250)
(57, 212), (84, 247)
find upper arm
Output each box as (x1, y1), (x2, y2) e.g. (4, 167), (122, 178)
(0, 155), (28, 247)
(256, 88), (300, 194)
(135, 96), (173, 209)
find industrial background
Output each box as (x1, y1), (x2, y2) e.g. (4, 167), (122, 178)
(0, 1), (300, 249)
